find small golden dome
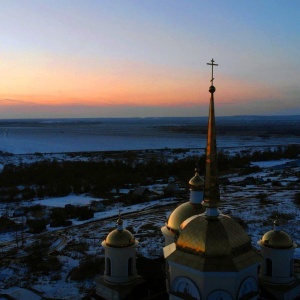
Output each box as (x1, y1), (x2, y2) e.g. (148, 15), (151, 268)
(189, 170), (204, 188)
(167, 202), (205, 232)
(176, 214), (251, 257)
(260, 230), (293, 249)
(105, 229), (135, 248)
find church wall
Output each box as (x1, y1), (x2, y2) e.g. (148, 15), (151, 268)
(259, 245), (295, 285)
(96, 281), (121, 300)
(104, 245), (138, 284)
(95, 276), (138, 300)
(168, 261), (259, 299)
(168, 263), (234, 299)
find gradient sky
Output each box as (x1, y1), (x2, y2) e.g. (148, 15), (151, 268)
(0, 0), (300, 118)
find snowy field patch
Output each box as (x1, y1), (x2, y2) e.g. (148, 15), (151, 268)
(251, 159), (294, 168)
(32, 195), (96, 207)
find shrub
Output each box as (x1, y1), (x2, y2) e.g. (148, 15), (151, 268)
(27, 219), (47, 233)
(50, 207), (69, 227)
(0, 217), (17, 232)
(239, 165), (261, 176)
(68, 241), (89, 253)
(294, 192), (300, 205)
(272, 180), (282, 187)
(256, 193), (268, 202)
(70, 257), (104, 281)
(23, 242), (62, 273)
(76, 206), (94, 221)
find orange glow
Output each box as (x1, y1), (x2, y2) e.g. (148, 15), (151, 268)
(0, 53), (286, 112)
(0, 77), (283, 109)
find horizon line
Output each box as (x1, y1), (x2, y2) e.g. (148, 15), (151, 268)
(0, 114), (299, 121)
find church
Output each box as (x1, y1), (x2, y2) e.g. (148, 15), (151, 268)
(96, 60), (300, 300)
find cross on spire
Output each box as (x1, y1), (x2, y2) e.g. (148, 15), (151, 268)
(207, 58), (218, 86)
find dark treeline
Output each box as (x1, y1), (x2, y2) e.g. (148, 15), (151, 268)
(218, 144), (299, 170)
(0, 144), (298, 202)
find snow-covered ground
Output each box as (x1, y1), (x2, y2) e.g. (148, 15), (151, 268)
(0, 148), (299, 299)
(0, 287), (43, 300)
(251, 159), (294, 168)
(32, 195), (98, 208)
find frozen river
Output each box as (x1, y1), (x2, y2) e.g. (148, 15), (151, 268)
(0, 116), (299, 154)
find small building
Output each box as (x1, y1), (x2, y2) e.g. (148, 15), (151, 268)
(0, 217), (17, 233)
(13, 207), (25, 217)
(132, 187), (151, 197)
(163, 182), (180, 196)
(90, 200), (105, 212)
(243, 176), (256, 185)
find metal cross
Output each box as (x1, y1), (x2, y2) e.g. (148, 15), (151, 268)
(207, 58), (218, 85)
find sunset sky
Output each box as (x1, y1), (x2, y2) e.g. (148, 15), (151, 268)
(0, 1), (299, 118)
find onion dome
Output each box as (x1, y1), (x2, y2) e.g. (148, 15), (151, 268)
(166, 202), (205, 233)
(259, 220), (294, 249)
(189, 168), (204, 190)
(177, 214), (251, 257)
(168, 213), (260, 272)
(165, 167), (205, 233)
(105, 214), (136, 248)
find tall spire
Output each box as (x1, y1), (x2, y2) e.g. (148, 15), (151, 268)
(203, 59), (220, 211)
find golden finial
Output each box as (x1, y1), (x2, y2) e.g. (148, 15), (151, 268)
(117, 209), (123, 230)
(273, 217), (281, 231)
(203, 59), (220, 210)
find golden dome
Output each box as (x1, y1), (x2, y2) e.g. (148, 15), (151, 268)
(260, 230), (293, 249)
(176, 214), (252, 257)
(167, 202), (205, 232)
(189, 171), (204, 188)
(105, 229), (135, 248)
(105, 213), (136, 248)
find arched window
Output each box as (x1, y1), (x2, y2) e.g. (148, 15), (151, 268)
(266, 258), (272, 276)
(128, 257), (133, 276)
(238, 277), (258, 299)
(290, 259), (294, 276)
(106, 257), (111, 276)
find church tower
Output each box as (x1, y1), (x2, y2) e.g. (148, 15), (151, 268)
(95, 213), (143, 300)
(161, 167), (205, 246)
(258, 220), (300, 299)
(163, 59), (261, 300)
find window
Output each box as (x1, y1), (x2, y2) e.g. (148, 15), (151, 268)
(266, 258), (272, 276)
(128, 257), (133, 276)
(106, 257), (111, 276)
